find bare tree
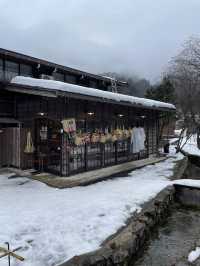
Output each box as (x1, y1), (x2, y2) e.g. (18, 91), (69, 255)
(168, 37), (200, 151)
(177, 37), (200, 73)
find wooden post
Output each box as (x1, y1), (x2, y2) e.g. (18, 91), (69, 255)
(100, 143), (105, 167)
(197, 126), (200, 149)
(115, 141), (118, 164)
(60, 131), (64, 176)
(18, 123), (21, 169)
(0, 245), (25, 262)
(5, 242), (10, 266)
(62, 132), (70, 176)
(84, 143), (88, 171)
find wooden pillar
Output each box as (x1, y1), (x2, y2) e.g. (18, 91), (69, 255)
(115, 141), (118, 163)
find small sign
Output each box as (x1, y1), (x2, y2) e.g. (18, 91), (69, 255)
(62, 118), (76, 133)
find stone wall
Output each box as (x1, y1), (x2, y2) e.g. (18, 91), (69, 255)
(180, 151), (200, 178)
(175, 184), (200, 208)
(59, 186), (175, 266)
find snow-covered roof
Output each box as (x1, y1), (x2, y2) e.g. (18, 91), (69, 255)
(11, 76), (176, 111)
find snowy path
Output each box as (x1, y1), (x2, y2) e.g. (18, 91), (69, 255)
(0, 150), (183, 266)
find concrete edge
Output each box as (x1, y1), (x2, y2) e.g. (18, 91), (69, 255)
(31, 157), (167, 189)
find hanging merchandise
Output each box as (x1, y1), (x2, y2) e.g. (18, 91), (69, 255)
(61, 118), (76, 133)
(117, 129), (123, 140)
(74, 135), (83, 146)
(131, 127), (139, 153)
(91, 133), (100, 143)
(105, 127), (109, 134)
(83, 133), (91, 144)
(106, 133), (112, 142)
(138, 127), (146, 151)
(100, 133), (106, 143)
(66, 131), (76, 146)
(114, 128), (122, 140)
(40, 126), (47, 140)
(123, 129), (130, 139)
(130, 127), (146, 153)
(24, 131), (35, 154)
(111, 134), (118, 142)
(129, 128), (133, 137)
(127, 129), (131, 138)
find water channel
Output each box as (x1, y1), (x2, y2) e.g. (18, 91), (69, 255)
(134, 204), (200, 266)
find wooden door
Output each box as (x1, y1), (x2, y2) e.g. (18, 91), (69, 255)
(35, 118), (62, 175)
(0, 127), (21, 168)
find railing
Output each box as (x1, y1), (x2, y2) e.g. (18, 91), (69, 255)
(61, 139), (148, 176)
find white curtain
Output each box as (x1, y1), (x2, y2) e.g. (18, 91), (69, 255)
(131, 127), (146, 153)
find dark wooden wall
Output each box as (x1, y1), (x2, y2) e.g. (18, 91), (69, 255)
(0, 91), (161, 172)
(14, 93), (159, 143)
(0, 89), (14, 117)
(0, 127), (20, 168)
(14, 94), (156, 132)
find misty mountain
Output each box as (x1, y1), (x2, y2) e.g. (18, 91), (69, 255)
(101, 72), (151, 97)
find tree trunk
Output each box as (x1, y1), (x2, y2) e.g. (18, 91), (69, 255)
(197, 127), (200, 149)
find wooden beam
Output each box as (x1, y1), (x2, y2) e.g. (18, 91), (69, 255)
(0, 247), (24, 261)
(5, 85), (57, 98)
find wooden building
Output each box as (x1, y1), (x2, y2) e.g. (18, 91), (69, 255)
(0, 48), (175, 176)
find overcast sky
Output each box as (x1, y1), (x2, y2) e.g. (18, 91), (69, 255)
(0, 0), (200, 83)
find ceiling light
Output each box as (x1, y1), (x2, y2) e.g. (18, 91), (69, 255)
(38, 112), (45, 116)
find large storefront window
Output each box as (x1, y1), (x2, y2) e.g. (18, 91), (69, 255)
(89, 80), (98, 89)
(5, 60), (19, 81)
(53, 72), (65, 82)
(65, 74), (77, 84)
(20, 63), (33, 77)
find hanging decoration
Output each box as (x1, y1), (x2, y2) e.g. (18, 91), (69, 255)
(24, 131), (35, 154)
(130, 127), (146, 153)
(61, 118), (76, 133)
(62, 117), (136, 147)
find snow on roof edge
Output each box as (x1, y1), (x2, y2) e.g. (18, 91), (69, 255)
(11, 76), (176, 111)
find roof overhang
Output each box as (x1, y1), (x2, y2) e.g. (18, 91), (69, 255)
(5, 84), (57, 98)
(0, 117), (21, 124)
(5, 78), (176, 113)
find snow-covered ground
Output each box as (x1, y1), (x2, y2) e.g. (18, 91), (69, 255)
(174, 179), (200, 188)
(188, 247), (200, 263)
(170, 130), (200, 156)
(182, 135), (200, 157)
(0, 148), (184, 266)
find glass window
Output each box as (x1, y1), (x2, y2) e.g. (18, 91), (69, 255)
(20, 63), (33, 77)
(0, 58), (3, 80)
(90, 80), (98, 89)
(65, 74), (77, 84)
(53, 72), (65, 82)
(5, 60), (19, 81)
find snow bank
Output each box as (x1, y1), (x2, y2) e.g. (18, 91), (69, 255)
(188, 247), (200, 262)
(173, 179), (200, 188)
(0, 149), (184, 266)
(174, 129), (182, 136)
(11, 76), (175, 111)
(182, 135), (200, 157)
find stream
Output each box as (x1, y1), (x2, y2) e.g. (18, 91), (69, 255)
(134, 204), (200, 266)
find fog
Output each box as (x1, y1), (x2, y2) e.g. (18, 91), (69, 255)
(0, 0), (200, 82)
